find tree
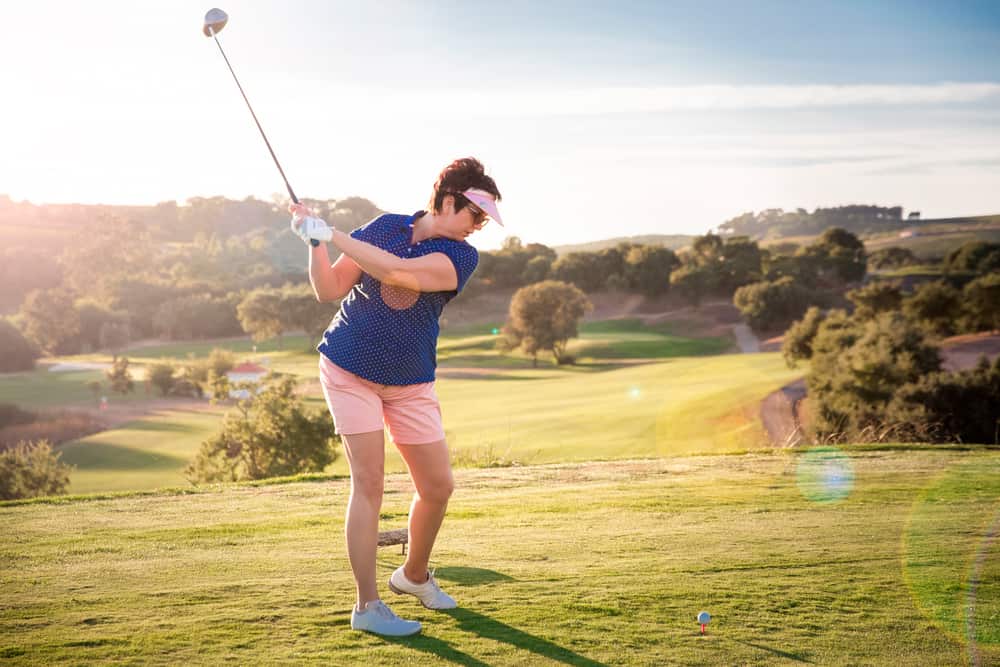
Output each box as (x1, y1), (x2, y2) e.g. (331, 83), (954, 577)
(237, 288), (285, 345)
(105, 356), (135, 395)
(623, 246), (680, 297)
(669, 264), (712, 306)
(500, 281), (592, 366)
(718, 236), (763, 292)
(551, 252), (605, 292)
(59, 215), (154, 297)
(76, 300), (128, 353)
(281, 284), (336, 343)
(0, 440), (73, 500)
(522, 256), (552, 284)
(0, 319), (39, 372)
(18, 288), (81, 355)
(99, 321), (131, 354)
(185, 373), (338, 483)
(797, 228), (866, 286)
(733, 277), (815, 334)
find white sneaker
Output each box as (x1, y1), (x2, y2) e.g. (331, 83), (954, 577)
(350, 599), (421, 637)
(388, 566), (458, 610)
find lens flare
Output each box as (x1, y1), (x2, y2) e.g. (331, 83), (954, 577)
(380, 271), (420, 310)
(795, 447), (854, 503)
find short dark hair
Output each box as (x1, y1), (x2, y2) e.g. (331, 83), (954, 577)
(428, 157), (502, 214)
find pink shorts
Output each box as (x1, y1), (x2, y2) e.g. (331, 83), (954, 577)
(318, 356), (446, 445)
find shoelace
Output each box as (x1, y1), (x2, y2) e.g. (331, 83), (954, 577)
(370, 601), (401, 622)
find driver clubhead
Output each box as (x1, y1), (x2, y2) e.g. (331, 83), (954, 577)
(203, 8), (228, 37)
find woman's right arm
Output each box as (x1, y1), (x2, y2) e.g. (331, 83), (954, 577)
(309, 243), (362, 302)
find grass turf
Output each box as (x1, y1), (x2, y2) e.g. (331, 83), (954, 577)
(1, 446), (996, 665)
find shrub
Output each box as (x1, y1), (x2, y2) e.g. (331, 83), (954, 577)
(0, 440), (73, 500)
(807, 312), (940, 440)
(886, 356), (1000, 444)
(869, 247), (917, 269)
(945, 241), (1000, 275)
(902, 281), (963, 336)
(846, 281), (903, 320)
(147, 360), (177, 397)
(782, 306), (826, 368)
(961, 272), (1000, 333)
(105, 356), (135, 395)
(0, 403), (36, 429)
(185, 373), (337, 483)
(0, 319), (39, 372)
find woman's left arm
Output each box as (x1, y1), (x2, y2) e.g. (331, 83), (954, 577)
(329, 229), (458, 293)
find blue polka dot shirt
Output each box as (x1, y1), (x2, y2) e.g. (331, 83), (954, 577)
(317, 212), (479, 385)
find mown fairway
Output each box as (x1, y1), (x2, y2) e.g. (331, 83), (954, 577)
(2, 446), (997, 665)
(2, 321), (785, 494)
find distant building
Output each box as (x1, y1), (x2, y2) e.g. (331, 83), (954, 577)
(226, 361), (269, 398)
(907, 211), (921, 220)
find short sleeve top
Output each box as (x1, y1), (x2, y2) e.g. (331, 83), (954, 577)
(317, 212), (479, 385)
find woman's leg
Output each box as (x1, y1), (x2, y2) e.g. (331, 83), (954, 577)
(341, 430), (386, 610)
(394, 439), (454, 583)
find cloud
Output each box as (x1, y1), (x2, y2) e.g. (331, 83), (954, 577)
(307, 82), (1000, 119)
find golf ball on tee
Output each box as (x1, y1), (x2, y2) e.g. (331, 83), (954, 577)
(697, 611), (711, 624)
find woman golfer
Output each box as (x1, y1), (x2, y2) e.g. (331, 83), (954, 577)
(289, 157), (502, 637)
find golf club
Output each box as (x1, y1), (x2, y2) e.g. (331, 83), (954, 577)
(203, 8), (317, 244)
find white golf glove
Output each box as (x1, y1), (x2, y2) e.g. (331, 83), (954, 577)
(290, 214), (333, 244)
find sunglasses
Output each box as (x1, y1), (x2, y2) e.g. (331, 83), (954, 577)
(457, 194), (489, 226)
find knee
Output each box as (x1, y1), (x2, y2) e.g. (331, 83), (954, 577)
(417, 477), (454, 505)
(351, 473), (384, 500)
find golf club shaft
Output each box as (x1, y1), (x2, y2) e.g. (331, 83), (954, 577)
(209, 29), (299, 205)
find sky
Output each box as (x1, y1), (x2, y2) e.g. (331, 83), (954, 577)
(1, 0), (999, 250)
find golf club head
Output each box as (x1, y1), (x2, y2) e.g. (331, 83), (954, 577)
(203, 8), (228, 37)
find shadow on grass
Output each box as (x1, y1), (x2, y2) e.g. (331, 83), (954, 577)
(729, 638), (814, 663)
(432, 566), (515, 586)
(56, 441), (188, 471)
(437, 607), (607, 666)
(379, 607), (607, 666)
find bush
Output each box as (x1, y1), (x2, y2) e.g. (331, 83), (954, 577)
(886, 356), (1000, 444)
(782, 306), (826, 368)
(961, 272), (1000, 333)
(147, 360), (177, 396)
(0, 320), (39, 372)
(733, 277), (815, 334)
(808, 312), (941, 440)
(105, 356), (135, 395)
(846, 281), (903, 320)
(902, 281), (963, 336)
(185, 373), (337, 483)
(944, 241), (1000, 275)
(0, 440), (73, 500)
(869, 247), (918, 270)
(0, 403), (36, 428)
